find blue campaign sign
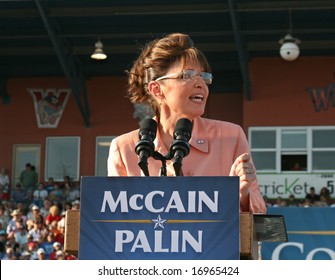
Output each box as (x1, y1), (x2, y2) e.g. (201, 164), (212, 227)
(261, 207), (335, 260)
(78, 176), (240, 260)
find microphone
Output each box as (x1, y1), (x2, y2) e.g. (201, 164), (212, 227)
(169, 118), (193, 176)
(135, 118), (157, 176)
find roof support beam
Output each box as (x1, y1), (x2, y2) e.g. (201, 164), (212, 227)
(227, 0), (252, 100)
(34, 0), (90, 127)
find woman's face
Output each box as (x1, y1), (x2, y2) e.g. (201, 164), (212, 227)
(156, 61), (210, 120)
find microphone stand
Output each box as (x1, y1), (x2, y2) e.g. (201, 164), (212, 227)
(163, 152), (182, 176)
(153, 151), (167, 176)
(140, 150), (184, 177)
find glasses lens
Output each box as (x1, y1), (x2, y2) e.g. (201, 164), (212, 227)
(200, 72), (213, 85)
(182, 70), (212, 85)
(182, 70), (197, 80)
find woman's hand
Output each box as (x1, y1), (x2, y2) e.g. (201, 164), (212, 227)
(229, 153), (256, 196)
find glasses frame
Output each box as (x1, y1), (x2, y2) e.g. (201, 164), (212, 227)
(155, 69), (213, 85)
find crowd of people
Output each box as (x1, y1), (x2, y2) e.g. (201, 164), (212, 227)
(263, 187), (335, 208)
(1, 163), (335, 260)
(1, 168), (335, 259)
(0, 164), (80, 260)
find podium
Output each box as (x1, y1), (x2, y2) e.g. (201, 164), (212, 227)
(65, 210), (259, 259)
(64, 176), (286, 259)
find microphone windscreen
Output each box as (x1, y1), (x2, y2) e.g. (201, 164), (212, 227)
(139, 118), (157, 139)
(174, 118), (192, 141)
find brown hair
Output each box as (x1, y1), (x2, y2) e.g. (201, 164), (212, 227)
(127, 33), (211, 116)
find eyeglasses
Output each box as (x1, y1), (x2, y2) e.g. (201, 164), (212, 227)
(155, 69), (213, 85)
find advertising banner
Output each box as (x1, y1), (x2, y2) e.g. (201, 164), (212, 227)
(261, 207), (335, 260)
(257, 174), (335, 199)
(79, 176), (240, 260)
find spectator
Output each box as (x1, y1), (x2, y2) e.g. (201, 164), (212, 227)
(60, 175), (71, 190)
(302, 198), (313, 208)
(11, 183), (28, 204)
(0, 244), (4, 259)
(40, 198), (52, 219)
(315, 195), (329, 207)
(28, 220), (43, 244)
(26, 205), (44, 229)
(319, 187), (331, 205)
(290, 162), (304, 171)
(36, 247), (46, 260)
(55, 249), (65, 260)
(20, 250), (31, 260)
(0, 205), (10, 231)
(0, 229), (7, 259)
(49, 182), (64, 206)
(287, 194), (299, 207)
(45, 177), (55, 194)
(63, 201), (72, 212)
(50, 241), (62, 260)
(15, 202), (28, 223)
(14, 224), (29, 252)
(48, 220), (60, 237)
(57, 213), (66, 232)
(6, 209), (23, 237)
(54, 220), (65, 245)
(45, 205), (61, 227)
(2, 201), (13, 218)
(20, 163), (38, 196)
(33, 182), (48, 208)
(40, 232), (55, 259)
(305, 187), (320, 204)
(0, 167), (10, 201)
(2, 247), (17, 260)
(27, 239), (38, 260)
(65, 251), (77, 260)
(63, 182), (80, 205)
(5, 236), (20, 258)
(0, 228), (7, 241)
(72, 199), (80, 210)
(262, 195), (272, 208)
(272, 196), (286, 207)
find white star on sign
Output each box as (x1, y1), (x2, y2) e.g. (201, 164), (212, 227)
(152, 215), (167, 229)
